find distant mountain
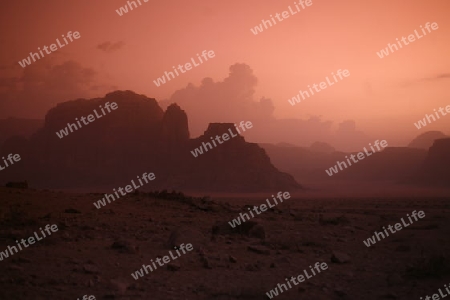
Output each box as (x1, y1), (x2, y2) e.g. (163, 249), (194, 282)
(335, 147), (427, 181)
(309, 141), (335, 154)
(412, 138), (450, 187)
(259, 143), (344, 181)
(408, 131), (448, 150)
(260, 143), (429, 183)
(0, 90), (301, 192)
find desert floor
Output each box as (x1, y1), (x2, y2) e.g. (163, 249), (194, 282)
(0, 187), (449, 300)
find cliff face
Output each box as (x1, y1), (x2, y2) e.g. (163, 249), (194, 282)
(0, 91), (302, 192)
(161, 103), (190, 145)
(173, 123), (302, 192)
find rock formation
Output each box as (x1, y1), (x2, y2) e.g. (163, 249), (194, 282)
(0, 91), (302, 193)
(413, 138), (450, 186)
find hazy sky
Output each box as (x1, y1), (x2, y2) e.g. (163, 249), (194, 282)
(1, 0), (449, 146)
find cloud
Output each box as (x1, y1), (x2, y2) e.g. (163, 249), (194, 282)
(0, 60), (112, 118)
(161, 63), (276, 136)
(161, 63), (370, 151)
(399, 72), (450, 87)
(97, 41), (125, 53)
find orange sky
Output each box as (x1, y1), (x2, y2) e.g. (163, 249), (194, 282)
(1, 0), (449, 146)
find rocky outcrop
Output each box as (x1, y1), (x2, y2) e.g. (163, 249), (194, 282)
(413, 138), (450, 186)
(161, 103), (190, 145)
(178, 123), (302, 192)
(0, 91), (302, 193)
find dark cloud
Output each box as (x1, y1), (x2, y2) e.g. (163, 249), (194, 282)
(0, 60), (111, 118)
(97, 41), (125, 53)
(399, 73), (450, 87)
(161, 63), (276, 136)
(162, 63), (370, 151)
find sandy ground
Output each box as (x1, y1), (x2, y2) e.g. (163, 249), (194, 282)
(0, 187), (449, 300)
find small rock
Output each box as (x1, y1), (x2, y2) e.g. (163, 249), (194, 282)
(331, 251), (351, 264)
(167, 261), (181, 271)
(111, 239), (137, 253)
(83, 264), (100, 274)
(247, 245), (270, 255)
(229, 255), (237, 263)
(387, 273), (403, 287)
(167, 227), (205, 249)
(108, 279), (128, 294)
(248, 224), (265, 239)
(202, 256), (212, 269)
(395, 245), (411, 252)
(64, 208), (81, 214)
(335, 288), (346, 297)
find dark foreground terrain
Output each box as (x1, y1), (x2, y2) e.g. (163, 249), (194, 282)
(0, 187), (449, 299)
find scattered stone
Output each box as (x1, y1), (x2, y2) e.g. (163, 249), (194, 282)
(212, 220), (259, 236)
(167, 227), (205, 249)
(83, 264), (100, 274)
(331, 251), (351, 264)
(245, 263), (260, 271)
(167, 261), (181, 271)
(395, 245), (411, 252)
(387, 273), (403, 287)
(107, 279), (129, 294)
(5, 181), (28, 189)
(381, 292), (398, 299)
(229, 255), (237, 263)
(201, 256), (212, 269)
(247, 245), (270, 255)
(335, 288), (346, 297)
(248, 224), (265, 239)
(111, 239), (137, 253)
(64, 208), (81, 214)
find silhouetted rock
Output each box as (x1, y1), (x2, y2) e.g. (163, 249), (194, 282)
(413, 138), (450, 186)
(5, 181), (28, 189)
(180, 123), (302, 192)
(161, 103), (190, 144)
(408, 131), (447, 150)
(0, 91), (302, 192)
